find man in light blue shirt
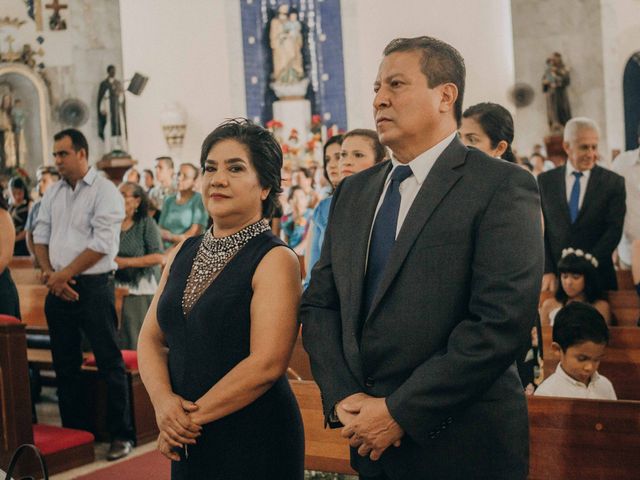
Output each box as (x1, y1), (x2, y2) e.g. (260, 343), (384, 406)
(33, 129), (134, 460)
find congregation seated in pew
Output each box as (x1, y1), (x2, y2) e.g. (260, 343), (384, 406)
(536, 302), (616, 399)
(539, 249), (612, 325)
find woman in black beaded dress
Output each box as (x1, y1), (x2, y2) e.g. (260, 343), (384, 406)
(138, 119), (304, 479)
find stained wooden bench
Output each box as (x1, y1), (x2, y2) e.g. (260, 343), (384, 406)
(26, 348), (158, 445)
(528, 395), (640, 479)
(10, 267), (42, 284)
(616, 269), (635, 291)
(1, 318), (95, 477)
(541, 325), (640, 400)
(289, 380), (355, 474)
(9, 256), (34, 269)
(288, 333), (313, 381)
(17, 284), (130, 332)
(290, 379), (640, 479)
(607, 290), (640, 327)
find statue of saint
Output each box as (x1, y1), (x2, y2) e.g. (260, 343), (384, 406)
(97, 65), (127, 153)
(11, 99), (28, 167)
(542, 52), (572, 131)
(0, 93), (17, 169)
(270, 5), (305, 85)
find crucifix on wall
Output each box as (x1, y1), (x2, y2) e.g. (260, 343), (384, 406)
(45, 0), (68, 31)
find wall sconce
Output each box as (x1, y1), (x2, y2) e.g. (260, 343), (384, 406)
(160, 103), (187, 151)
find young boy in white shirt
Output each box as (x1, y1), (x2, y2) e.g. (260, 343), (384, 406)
(535, 302), (617, 400)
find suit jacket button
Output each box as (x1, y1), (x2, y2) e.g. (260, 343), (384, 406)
(365, 377), (375, 388)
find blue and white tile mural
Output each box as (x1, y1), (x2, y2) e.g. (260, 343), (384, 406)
(240, 0), (347, 131)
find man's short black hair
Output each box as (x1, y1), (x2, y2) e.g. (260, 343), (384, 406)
(155, 156), (174, 170)
(383, 36), (466, 126)
(553, 302), (609, 351)
(54, 128), (89, 158)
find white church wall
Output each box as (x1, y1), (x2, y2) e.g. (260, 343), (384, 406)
(511, 0), (611, 161)
(341, 0), (516, 133)
(119, 0), (243, 170)
(1, 0), (123, 171)
(601, 0), (640, 153)
(121, 0), (516, 170)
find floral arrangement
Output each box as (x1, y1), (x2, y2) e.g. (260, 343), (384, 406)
(265, 115), (338, 168)
(561, 247), (599, 268)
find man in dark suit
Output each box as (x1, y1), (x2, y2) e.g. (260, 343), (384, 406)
(538, 117), (626, 292)
(301, 36), (543, 479)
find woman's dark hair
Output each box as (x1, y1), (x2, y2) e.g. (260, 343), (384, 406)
(555, 252), (604, 304)
(322, 134), (343, 187)
(8, 176), (31, 204)
(553, 302), (609, 352)
(462, 102), (515, 163)
(200, 118), (282, 219)
(342, 129), (387, 164)
(121, 181), (151, 223)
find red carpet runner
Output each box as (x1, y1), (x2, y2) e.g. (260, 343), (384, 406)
(74, 450), (169, 480)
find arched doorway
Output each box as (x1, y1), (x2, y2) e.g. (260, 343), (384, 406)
(623, 52), (640, 150)
(0, 63), (52, 176)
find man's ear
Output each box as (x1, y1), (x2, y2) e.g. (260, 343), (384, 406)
(562, 141), (571, 156)
(551, 342), (563, 359)
(439, 83), (458, 113)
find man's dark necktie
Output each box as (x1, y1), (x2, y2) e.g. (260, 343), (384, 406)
(363, 165), (413, 315)
(568, 171), (583, 223)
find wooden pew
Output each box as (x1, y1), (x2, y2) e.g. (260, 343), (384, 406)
(288, 333), (313, 381)
(9, 256), (34, 269)
(10, 267), (42, 284)
(26, 348), (159, 445)
(17, 284), (130, 332)
(528, 396), (640, 479)
(607, 290), (640, 327)
(289, 380), (640, 479)
(541, 326), (640, 400)
(616, 269), (635, 291)
(289, 380), (355, 475)
(0, 318), (95, 477)
(17, 284), (49, 331)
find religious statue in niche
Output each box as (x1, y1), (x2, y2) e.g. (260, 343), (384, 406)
(0, 91), (28, 170)
(542, 52), (572, 132)
(269, 4), (309, 99)
(97, 65), (128, 154)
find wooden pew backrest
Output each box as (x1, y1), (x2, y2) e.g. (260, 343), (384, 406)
(11, 268), (42, 285)
(289, 380), (355, 475)
(16, 284), (129, 331)
(607, 290), (640, 327)
(528, 395), (640, 479)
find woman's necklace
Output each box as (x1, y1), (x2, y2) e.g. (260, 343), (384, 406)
(182, 219), (270, 314)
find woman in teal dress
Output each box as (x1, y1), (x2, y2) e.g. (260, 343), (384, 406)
(158, 163), (208, 251)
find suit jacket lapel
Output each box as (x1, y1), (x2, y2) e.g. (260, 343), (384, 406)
(575, 165), (601, 224)
(365, 138), (466, 322)
(552, 166), (572, 225)
(349, 162), (392, 328)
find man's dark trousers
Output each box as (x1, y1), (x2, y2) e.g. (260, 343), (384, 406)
(45, 273), (134, 441)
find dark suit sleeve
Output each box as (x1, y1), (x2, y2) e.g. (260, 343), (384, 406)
(386, 167), (544, 446)
(300, 182), (362, 422)
(538, 176), (557, 274)
(590, 173), (625, 264)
